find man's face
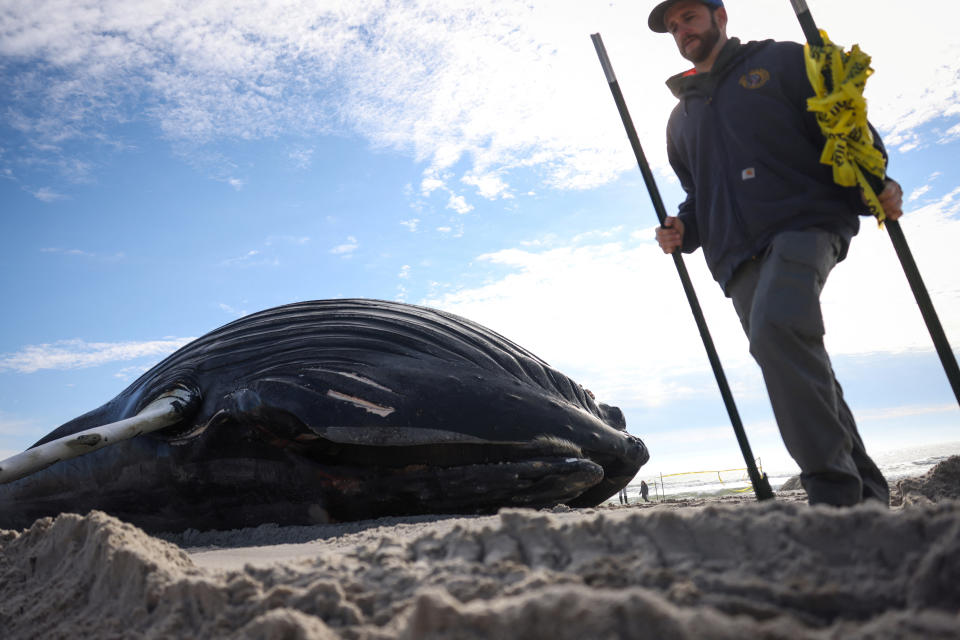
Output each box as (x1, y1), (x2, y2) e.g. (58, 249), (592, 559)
(663, 1), (723, 64)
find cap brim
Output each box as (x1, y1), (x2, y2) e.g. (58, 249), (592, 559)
(649, 0), (722, 33)
(647, 0), (679, 33)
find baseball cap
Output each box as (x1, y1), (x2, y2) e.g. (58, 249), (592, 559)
(648, 0), (724, 33)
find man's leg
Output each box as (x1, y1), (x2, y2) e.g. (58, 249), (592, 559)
(727, 229), (879, 506)
(833, 369), (890, 503)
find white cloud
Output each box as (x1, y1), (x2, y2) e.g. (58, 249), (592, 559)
(0, 338), (195, 374)
(435, 224), (463, 237)
(265, 235), (310, 246)
(41, 247), (93, 258)
(423, 238), (737, 408)
(821, 186), (960, 355)
(446, 193), (473, 215)
(114, 364), (152, 381)
(520, 233), (560, 248)
(330, 236), (359, 256)
(910, 172), (943, 202)
(41, 247), (125, 261)
(421, 193), (960, 409)
(421, 177), (446, 196)
(28, 186), (66, 202)
(909, 185), (931, 202)
(221, 249), (279, 267)
(0, 414), (34, 437)
(219, 236), (307, 268)
(5, 0), (956, 195)
(400, 218), (419, 232)
(942, 122), (960, 144)
(289, 146), (314, 168)
(4, 0), (959, 237)
(398, 264), (411, 279)
(855, 403), (959, 422)
(0, 411), (47, 461)
(218, 302), (248, 317)
(462, 172), (511, 199)
(572, 225), (625, 244)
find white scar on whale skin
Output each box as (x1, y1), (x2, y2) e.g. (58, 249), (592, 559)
(305, 368), (396, 393)
(326, 390), (395, 417)
(331, 371), (394, 393)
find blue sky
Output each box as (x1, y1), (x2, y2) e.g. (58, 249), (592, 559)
(2, 0), (959, 478)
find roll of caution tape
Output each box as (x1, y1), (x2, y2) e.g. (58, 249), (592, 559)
(804, 29), (888, 224)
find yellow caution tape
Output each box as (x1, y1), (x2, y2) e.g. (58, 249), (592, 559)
(659, 466), (751, 479)
(804, 29), (888, 224)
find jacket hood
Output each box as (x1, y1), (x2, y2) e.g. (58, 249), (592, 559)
(666, 37), (759, 98)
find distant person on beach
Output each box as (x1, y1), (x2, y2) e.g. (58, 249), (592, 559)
(649, 0), (900, 507)
(640, 480), (650, 502)
(619, 487), (629, 505)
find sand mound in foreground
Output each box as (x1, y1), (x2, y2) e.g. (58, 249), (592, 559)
(2, 497), (960, 638)
(778, 454), (960, 504)
(895, 455), (960, 506)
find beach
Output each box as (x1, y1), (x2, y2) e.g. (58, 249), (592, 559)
(1, 456), (959, 639)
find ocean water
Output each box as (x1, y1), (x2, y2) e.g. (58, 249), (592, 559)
(619, 440), (960, 502)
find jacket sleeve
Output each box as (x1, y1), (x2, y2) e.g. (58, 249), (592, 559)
(666, 128), (701, 253)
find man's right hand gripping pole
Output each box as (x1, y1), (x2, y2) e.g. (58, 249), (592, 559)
(656, 216), (685, 254)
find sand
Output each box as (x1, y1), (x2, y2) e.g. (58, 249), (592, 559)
(2, 458), (959, 639)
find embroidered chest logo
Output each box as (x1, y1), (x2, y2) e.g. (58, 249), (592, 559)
(739, 68), (770, 89)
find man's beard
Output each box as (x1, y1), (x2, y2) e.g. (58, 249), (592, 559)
(679, 16), (721, 64)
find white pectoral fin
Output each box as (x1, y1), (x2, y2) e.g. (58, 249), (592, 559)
(0, 386), (198, 485)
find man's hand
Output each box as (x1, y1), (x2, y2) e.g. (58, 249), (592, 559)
(655, 216), (685, 254)
(876, 179), (904, 221)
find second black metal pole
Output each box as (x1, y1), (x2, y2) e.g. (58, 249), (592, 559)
(789, 0), (960, 406)
(591, 33), (774, 501)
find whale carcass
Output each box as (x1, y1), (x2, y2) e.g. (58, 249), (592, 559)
(0, 299), (648, 532)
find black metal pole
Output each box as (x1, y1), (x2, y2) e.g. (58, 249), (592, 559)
(789, 0), (960, 406)
(590, 33), (774, 501)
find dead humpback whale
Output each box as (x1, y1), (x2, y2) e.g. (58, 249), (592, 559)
(0, 299), (648, 532)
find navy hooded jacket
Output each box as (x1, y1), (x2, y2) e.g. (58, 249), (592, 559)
(666, 37), (887, 292)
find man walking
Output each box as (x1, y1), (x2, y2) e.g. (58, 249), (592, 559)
(650, 0), (902, 506)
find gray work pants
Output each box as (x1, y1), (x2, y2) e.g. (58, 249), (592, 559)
(726, 229), (889, 506)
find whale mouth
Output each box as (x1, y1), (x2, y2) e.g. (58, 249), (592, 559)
(322, 455), (606, 519)
(237, 425), (610, 517)
(278, 423), (644, 511)
(155, 394), (645, 525)
(292, 429), (586, 466)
